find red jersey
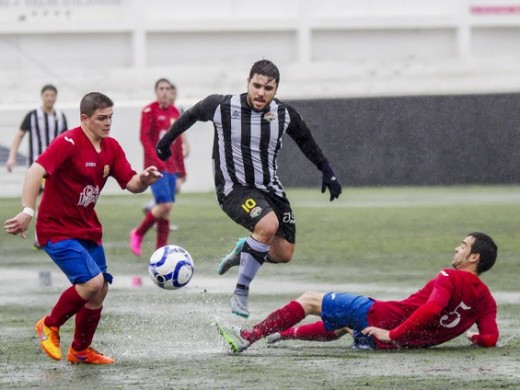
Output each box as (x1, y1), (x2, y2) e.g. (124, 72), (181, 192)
(140, 101), (182, 173)
(367, 269), (498, 349)
(35, 127), (136, 245)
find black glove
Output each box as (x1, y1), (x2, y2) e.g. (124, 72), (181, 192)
(320, 161), (342, 201)
(156, 133), (174, 161)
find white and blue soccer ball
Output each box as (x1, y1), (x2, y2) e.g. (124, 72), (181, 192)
(148, 245), (194, 290)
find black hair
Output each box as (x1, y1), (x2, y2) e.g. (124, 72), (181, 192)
(41, 84), (57, 95)
(80, 92), (114, 117)
(155, 78), (171, 90)
(248, 59), (280, 85)
(468, 232), (497, 274)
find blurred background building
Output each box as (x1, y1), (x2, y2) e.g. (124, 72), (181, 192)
(2, 0), (520, 102)
(1, 0), (520, 194)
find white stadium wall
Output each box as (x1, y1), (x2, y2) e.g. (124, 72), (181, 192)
(1, 0), (520, 195)
(0, 103), (215, 196)
(2, 0), (520, 102)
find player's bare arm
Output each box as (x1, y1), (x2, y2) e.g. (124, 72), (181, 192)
(362, 326), (392, 342)
(4, 162), (46, 238)
(6, 129), (25, 173)
(126, 166), (163, 193)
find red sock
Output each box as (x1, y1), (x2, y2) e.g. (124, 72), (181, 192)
(45, 286), (88, 328)
(156, 218), (170, 248)
(241, 301), (305, 344)
(71, 306), (102, 351)
(136, 211), (157, 236)
(280, 321), (338, 341)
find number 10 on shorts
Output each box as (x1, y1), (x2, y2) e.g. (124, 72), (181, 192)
(241, 198), (257, 213)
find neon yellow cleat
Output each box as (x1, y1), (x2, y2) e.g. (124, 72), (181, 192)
(214, 317), (250, 353)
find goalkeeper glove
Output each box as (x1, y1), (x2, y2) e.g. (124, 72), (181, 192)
(156, 134), (174, 161)
(320, 161), (342, 201)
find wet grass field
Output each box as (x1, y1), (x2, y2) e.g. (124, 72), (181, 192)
(1, 187), (519, 389)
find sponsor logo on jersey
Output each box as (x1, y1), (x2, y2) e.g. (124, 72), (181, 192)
(263, 111), (276, 122)
(85, 162), (96, 167)
(64, 136), (75, 145)
(231, 110), (241, 119)
(103, 165), (110, 178)
(78, 185), (100, 207)
(250, 206), (262, 218)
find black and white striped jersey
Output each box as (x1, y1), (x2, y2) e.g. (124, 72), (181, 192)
(20, 108), (68, 166)
(168, 93), (326, 199)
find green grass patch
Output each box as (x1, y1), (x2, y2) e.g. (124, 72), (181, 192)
(1, 186), (519, 388)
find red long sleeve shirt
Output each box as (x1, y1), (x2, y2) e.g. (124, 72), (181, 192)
(367, 269), (498, 349)
(140, 101), (182, 173)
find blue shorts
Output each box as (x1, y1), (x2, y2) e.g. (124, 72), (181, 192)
(321, 292), (374, 332)
(43, 239), (113, 285)
(151, 172), (177, 204)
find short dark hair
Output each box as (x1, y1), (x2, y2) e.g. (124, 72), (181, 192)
(41, 84), (57, 95)
(249, 59), (280, 85)
(468, 232), (497, 274)
(155, 78), (171, 90)
(80, 92), (114, 117)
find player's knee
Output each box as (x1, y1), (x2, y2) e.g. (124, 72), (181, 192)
(274, 251), (293, 263)
(159, 202), (173, 214)
(152, 202), (172, 217)
(77, 274), (105, 299)
(268, 241), (294, 263)
(254, 212), (279, 236)
(296, 291), (323, 315)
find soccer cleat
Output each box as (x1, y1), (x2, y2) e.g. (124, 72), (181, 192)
(35, 316), (62, 360)
(214, 318), (251, 353)
(230, 293), (250, 318)
(67, 346), (115, 364)
(129, 228), (143, 257)
(265, 332), (283, 346)
(217, 238), (247, 275)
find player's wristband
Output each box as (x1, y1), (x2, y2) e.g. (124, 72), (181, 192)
(22, 207), (35, 217)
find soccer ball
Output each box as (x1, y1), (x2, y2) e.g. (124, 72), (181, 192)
(148, 245), (194, 290)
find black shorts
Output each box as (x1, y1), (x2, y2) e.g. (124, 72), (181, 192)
(219, 186), (296, 243)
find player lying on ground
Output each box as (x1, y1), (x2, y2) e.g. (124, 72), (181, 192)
(216, 232), (498, 352)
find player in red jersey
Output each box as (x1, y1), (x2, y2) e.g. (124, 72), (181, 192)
(169, 83), (189, 193)
(4, 92), (162, 364)
(130, 78), (183, 256)
(215, 232), (499, 352)
(141, 82), (189, 231)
